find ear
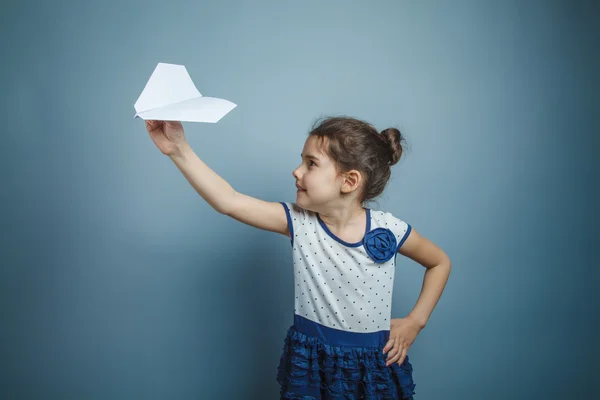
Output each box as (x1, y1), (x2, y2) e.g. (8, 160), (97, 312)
(340, 169), (362, 194)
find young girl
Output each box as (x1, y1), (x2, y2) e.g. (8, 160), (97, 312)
(145, 117), (451, 400)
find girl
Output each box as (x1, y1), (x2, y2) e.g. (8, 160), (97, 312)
(144, 117), (451, 400)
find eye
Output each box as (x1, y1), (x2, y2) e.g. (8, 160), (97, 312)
(309, 160), (316, 167)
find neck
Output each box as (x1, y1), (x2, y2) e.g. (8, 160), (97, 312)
(317, 202), (366, 231)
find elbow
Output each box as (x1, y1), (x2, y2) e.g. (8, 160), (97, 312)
(431, 255), (451, 272)
(443, 256), (452, 274)
(216, 203), (233, 216)
(442, 254), (452, 269)
(217, 192), (238, 216)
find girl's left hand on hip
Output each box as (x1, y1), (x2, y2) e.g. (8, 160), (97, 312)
(382, 316), (423, 367)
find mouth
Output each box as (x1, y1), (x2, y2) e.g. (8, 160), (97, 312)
(296, 183), (306, 191)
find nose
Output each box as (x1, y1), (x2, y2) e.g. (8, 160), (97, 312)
(292, 165), (302, 180)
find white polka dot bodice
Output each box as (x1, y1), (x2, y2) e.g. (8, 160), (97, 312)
(281, 202), (411, 333)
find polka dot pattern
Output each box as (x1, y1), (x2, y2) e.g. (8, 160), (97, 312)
(282, 202), (411, 333)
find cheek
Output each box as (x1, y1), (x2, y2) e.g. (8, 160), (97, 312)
(309, 173), (336, 191)
(302, 174), (314, 188)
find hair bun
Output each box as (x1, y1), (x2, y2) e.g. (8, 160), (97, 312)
(380, 127), (404, 166)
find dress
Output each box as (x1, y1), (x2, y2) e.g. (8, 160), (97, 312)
(276, 202), (416, 400)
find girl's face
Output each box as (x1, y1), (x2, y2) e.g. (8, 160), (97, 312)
(292, 136), (342, 211)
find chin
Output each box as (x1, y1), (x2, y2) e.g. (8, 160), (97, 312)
(295, 193), (309, 208)
(296, 197), (320, 213)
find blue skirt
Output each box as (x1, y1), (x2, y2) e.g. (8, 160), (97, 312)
(276, 315), (416, 400)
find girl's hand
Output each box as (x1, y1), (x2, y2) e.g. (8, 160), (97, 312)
(382, 316), (423, 367)
(145, 120), (187, 156)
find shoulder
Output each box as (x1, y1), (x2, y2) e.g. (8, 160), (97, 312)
(369, 209), (412, 250)
(280, 202), (316, 220)
(370, 209), (410, 231)
(280, 202), (319, 231)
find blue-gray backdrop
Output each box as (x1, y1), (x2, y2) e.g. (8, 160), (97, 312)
(1, 0), (598, 399)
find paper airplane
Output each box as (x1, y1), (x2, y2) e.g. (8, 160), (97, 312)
(133, 63), (236, 123)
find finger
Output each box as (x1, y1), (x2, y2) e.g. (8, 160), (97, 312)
(146, 120), (165, 132)
(383, 339), (394, 353)
(387, 348), (404, 366)
(145, 120), (158, 130)
(397, 347), (408, 366)
(385, 344), (400, 364)
(387, 345), (399, 359)
(165, 120), (182, 129)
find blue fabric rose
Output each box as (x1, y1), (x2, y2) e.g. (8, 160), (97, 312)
(363, 228), (397, 263)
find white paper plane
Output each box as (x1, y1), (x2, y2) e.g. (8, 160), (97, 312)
(133, 63), (236, 123)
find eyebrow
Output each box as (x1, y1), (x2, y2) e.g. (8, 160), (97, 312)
(301, 153), (320, 161)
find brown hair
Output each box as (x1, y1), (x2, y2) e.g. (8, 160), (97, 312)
(309, 116), (406, 205)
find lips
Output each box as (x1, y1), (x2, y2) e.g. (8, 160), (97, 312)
(296, 183), (306, 191)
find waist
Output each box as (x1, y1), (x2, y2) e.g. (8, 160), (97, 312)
(293, 314), (390, 348)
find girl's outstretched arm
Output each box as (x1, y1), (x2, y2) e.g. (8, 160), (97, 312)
(145, 120), (289, 237)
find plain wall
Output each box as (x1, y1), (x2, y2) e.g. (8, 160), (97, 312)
(1, 0), (598, 398)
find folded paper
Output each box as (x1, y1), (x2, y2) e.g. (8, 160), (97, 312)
(133, 63), (236, 123)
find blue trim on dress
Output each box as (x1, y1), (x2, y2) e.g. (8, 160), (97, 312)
(293, 314), (389, 348)
(396, 224), (412, 252)
(280, 202), (294, 247)
(316, 209), (371, 248)
(395, 224), (412, 263)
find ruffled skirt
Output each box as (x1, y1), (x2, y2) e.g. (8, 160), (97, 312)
(276, 317), (416, 399)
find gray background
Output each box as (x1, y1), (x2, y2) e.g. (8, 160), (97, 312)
(1, 0), (598, 398)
